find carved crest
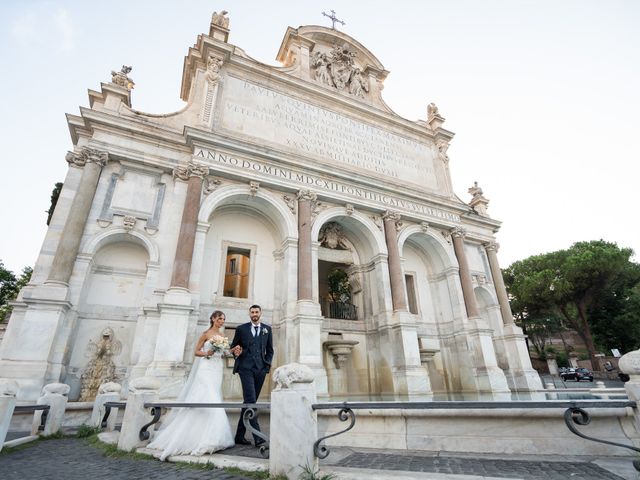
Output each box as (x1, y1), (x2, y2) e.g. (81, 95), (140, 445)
(206, 55), (223, 85)
(310, 44), (369, 98)
(122, 215), (136, 231)
(319, 222), (349, 250)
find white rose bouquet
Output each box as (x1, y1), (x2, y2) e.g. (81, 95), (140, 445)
(203, 335), (231, 359)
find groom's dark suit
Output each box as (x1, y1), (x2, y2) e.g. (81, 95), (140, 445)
(230, 321), (274, 444)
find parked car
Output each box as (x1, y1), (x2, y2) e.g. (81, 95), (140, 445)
(560, 367), (594, 382)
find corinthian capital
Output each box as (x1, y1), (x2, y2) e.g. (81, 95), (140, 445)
(82, 147), (109, 166)
(484, 241), (500, 253)
(450, 227), (467, 239)
(65, 147), (109, 167)
(382, 210), (401, 222)
(173, 160), (209, 181)
(65, 151), (83, 167)
(296, 189), (317, 202)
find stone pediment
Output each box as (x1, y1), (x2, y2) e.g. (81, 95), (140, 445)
(276, 25), (389, 109)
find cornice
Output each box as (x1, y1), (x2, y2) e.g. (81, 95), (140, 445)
(76, 107), (185, 147)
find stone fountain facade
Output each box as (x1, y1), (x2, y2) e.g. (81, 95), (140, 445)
(0, 11), (540, 400)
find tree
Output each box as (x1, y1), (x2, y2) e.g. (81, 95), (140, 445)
(327, 268), (351, 303)
(504, 241), (639, 370)
(46, 182), (63, 226)
(0, 262), (32, 322)
(588, 264), (640, 353)
(504, 257), (567, 358)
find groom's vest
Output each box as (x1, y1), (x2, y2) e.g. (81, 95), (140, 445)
(245, 326), (265, 370)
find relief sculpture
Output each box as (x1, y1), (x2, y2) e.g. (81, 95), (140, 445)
(311, 43), (369, 98)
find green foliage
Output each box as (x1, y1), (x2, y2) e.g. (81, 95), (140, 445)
(554, 350), (569, 367)
(85, 435), (276, 477)
(298, 463), (336, 480)
(223, 466), (275, 479)
(38, 430), (68, 440)
(0, 439), (38, 456)
(46, 182), (63, 226)
(504, 240), (639, 370)
(0, 261), (17, 308)
(76, 424), (102, 438)
(86, 434), (156, 460)
(0, 262), (32, 322)
(327, 268), (351, 303)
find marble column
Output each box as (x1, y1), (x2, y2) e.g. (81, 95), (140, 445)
(0, 148), (109, 400)
(451, 227), (480, 318)
(170, 161), (208, 289)
(484, 242), (514, 325)
(382, 210), (408, 312)
(290, 190), (327, 395)
(484, 242), (543, 391)
(146, 161), (207, 395)
(296, 190), (315, 301)
(451, 228), (510, 393)
(379, 211), (430, 395)
(47, 148), (109, 285)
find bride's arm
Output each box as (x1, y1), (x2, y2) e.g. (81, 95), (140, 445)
(194, 333), (209, 357)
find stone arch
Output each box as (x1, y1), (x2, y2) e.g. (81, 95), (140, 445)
(68, 231), (152, 401)
(474, 285), (499, 309)
(312, 207), (387, 324)
(199, 184), (297, 240)
(475, 285), (508, 370)
(83, 227), (159, 264)
(397, 225), (456, 273)
(311, 207), (387, 260)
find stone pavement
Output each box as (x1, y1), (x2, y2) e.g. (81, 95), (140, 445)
(1, 436), (638, 480)
(325, 449), (632, 479)
(0, 437), (253, 480)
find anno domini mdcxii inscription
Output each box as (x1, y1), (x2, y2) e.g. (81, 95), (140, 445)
(219, 77), (439, 191)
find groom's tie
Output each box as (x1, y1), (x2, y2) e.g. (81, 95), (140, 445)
(253, 325), (259, 337)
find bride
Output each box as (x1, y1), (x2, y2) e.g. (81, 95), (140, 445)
(147, 310), (236, 460)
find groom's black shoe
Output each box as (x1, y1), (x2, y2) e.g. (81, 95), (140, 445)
(235, 438), (251, 445)
(254, 440), (265, 447)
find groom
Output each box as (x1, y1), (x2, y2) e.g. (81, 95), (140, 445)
(230, 304), (274, 446)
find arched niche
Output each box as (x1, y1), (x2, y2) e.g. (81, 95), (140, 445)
(312, 207), (387, 322)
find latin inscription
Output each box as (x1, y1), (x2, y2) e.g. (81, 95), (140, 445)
(194, 148), (460, 223)
(219, 77), (439, 191)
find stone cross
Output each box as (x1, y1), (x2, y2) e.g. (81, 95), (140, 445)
(322, 9), (345, 29)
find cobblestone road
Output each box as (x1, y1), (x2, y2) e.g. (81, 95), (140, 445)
(335, 451), (626, 480)
(1, 437), (632, 480)
(0, 438), (254, 480)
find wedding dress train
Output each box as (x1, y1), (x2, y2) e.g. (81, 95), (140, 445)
(147, 353), (234, 460)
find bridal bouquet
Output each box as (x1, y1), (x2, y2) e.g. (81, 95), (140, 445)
(203, 335), (230, 359)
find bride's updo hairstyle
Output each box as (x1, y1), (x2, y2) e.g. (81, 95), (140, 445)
(209, 310), (225, 327)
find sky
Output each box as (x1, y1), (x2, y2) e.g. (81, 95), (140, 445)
(1, 0), (639, 274)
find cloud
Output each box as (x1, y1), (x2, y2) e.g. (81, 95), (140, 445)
(10, 3), (74, 52)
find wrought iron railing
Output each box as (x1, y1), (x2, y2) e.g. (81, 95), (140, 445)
(140, 402), (271, 458)
(101, 401), (126, 429)
(13, 404), (50, 432)
(321, 301), (357, 320)
(311, 400), (639, 471)
(4, 404), (51, 446)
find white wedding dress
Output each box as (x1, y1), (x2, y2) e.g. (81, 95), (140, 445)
(147, 352), (235, 460)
